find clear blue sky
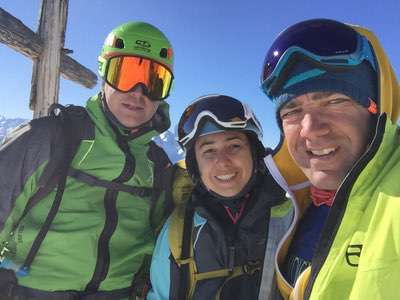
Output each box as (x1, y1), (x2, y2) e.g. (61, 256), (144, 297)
(1, 0), (399, 147)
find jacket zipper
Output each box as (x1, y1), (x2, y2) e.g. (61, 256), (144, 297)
(85, 137), (135, 292)
(303, 115), (386, 299)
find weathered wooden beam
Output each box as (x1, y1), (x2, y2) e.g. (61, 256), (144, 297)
(0, 7), (97, 89)
(30, 0), (68, 118)
(0, 8), (42, 58)
(61, 51), (98, 88)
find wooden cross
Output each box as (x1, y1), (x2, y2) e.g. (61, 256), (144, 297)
(0, 0), (97, 118)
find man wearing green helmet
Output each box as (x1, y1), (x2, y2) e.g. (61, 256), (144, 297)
(0, 21), (176, 299)
(98, 21), (174, 132)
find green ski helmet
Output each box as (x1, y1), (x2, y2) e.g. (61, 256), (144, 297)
(98, 21), (174, 78)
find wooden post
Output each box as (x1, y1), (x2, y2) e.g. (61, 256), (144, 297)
(0, 7), (97, 119)
(0, 8), (97, 89)
(30, 0), (68, 118)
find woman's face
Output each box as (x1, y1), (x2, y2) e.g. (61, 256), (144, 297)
(195, 130), (253, 198)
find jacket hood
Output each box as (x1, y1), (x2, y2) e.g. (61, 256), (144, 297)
(270, 24), (400, 211)
(354, 25), (400, 120)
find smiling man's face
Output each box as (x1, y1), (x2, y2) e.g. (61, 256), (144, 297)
(280, 92), (373, 190)
(104, 83), (160, 130)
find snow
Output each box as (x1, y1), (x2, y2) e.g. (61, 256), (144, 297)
(153, 130), (185, 163)
(0, 115), (28, 143)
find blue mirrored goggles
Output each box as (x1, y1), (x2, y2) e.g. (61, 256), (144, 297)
(260, 19), (378, 96)
(177, 95), (263, 148)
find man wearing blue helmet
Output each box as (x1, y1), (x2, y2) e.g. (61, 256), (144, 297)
(260, 19), (400, 299)
(147, 94), (292, 299)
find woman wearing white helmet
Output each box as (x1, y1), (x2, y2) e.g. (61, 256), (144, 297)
(148, 94), (292, 300)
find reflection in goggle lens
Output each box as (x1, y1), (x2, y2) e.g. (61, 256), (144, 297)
(106, 56), (173, 100)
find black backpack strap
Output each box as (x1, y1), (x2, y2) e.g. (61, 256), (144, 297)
(128, 141), (172, 299)
(68, 168), (153, 198)
(37, 104), (91, 187)
(147, 141), (172, 231)
(15, 104), (89, 272)
(130, 254), (152, 300)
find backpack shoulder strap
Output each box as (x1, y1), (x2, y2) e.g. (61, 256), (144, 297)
(168, 202), (195, 300)
(130, 141), (172, 298)
(17, 104), (90, 219)
(37, 104), (91, 188)
(147, 141), (173, 230)
(168, 203), (187, 263)
(8, 105), (91, 273)
(168, 201), (263, 299)
(171, 160), (193, 207)
(148, 140), (172, 183)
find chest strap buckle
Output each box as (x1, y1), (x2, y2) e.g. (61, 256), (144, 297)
(242, 260), (262, 275)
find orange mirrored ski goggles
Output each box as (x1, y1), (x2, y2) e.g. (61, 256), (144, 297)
(105, 55), (173, 100)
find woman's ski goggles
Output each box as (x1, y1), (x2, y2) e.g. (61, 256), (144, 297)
(261, 19), (377, 96)
(178, 95), (263, 147)
(103, 55), (173, 100)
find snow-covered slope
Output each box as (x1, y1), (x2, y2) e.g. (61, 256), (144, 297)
(0, 115), (28, 143)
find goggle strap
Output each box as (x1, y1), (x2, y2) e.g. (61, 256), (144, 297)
(179, 111), (248, 146)
(262, 35), (377, 96)
(264, 52), (372, 96)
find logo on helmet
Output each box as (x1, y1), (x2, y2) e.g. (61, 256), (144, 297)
(136, 40), (151, 48)
(134, 40), (151, 53)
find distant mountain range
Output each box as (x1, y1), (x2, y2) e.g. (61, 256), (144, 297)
(0, 115), (184, 163)
(0, 115), (28, 143)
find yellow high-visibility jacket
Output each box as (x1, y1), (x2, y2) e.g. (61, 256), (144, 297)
(263, 24), (400, 300)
